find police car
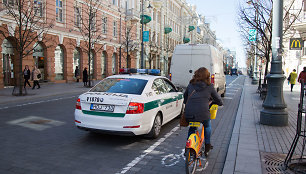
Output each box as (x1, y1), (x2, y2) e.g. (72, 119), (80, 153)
(74, 68), (184, 138)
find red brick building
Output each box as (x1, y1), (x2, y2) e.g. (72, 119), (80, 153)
(0, 0), (137, 88)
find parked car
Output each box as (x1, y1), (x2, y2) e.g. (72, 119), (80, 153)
(74, 68), (184, 138)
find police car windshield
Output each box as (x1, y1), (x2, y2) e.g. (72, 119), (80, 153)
(90, 78), (148, 95)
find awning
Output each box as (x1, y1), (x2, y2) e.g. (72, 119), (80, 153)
(140, 15), (151, 24)
(164, 27), (172, 34)
(183, 37), (190, 43)
(188, 26), (195, 32)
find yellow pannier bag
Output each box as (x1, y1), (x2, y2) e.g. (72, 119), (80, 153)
(210, 104), (218, 119)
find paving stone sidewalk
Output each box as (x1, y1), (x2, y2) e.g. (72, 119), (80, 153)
(222, 77), (303, 174)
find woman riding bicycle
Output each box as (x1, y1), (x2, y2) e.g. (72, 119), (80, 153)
(183, 67), (223, 155)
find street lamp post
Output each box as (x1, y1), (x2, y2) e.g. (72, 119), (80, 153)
(248, 0), (259, 84)
(140, 0), (144, 69)
(260, 0), (288, 126)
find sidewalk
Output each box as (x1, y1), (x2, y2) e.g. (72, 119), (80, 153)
(222, 77), (302, 174)
(0, 81), (98, 104)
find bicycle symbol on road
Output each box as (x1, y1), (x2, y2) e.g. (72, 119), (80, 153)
(161, 148), (209, 171)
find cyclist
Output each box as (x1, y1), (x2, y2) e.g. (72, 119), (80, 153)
(183, 67), (223, 156)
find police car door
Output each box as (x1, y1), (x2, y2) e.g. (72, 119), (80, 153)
(162, 79), (181, 120)
(152, 79), (172, 122)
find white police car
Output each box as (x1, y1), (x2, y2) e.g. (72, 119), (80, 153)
(74, 68), (184, 138)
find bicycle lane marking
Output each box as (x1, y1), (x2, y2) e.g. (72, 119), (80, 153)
(117, 125), (180, 174)
(227, 76), (241, 87)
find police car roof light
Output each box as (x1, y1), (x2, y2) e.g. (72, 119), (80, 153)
(137, 69), (147, 74)
(119, 68), (160, 75)
(119, 68), (129, 74)
(147, 69), (160, 75)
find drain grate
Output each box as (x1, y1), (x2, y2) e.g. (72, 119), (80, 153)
(261, 152), (293, 174)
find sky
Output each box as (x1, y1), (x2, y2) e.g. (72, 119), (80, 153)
(186, 0), (246, 68)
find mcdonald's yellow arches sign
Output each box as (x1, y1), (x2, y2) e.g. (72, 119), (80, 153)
(290, 38), (303, 50)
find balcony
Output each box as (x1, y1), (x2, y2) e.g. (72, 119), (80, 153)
(152, 0), (163, 8)
(126, 8), (140, 22)
(294, 11), (306, 37)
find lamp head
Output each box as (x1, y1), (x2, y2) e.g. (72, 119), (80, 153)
(147, 3), (153, 9)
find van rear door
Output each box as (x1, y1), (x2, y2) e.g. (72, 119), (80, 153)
(170, 47), (193, 88)
(190, 45), (211, 75)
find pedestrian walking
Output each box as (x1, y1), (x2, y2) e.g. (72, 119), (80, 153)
(74, 66), (80, 82)
(288, 69), (297, 92)
(32, 66), (41, 89)
(183, 67), (223, 156)
(83, 67), (88, 86)
(23, 65), (31, 88)
(298, 67), (306, 85)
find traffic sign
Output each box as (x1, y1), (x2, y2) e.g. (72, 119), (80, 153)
(290, 38), (303, 50)
(143, 31), (149, 42)
(249, 29), (256, 42)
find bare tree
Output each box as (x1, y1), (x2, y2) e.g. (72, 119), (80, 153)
(73, 0), (107, 87)
(0, 0), (54, 96)
(120, 20), (138, 68)
(238, 0), (302, 84)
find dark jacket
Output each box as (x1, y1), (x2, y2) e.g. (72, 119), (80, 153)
(75, 68), (80, 77)
(83, 69), (88, 82)
(23, 69), (30, 80)
(183, 82), (223, 122)
(298, 71), (306, 83)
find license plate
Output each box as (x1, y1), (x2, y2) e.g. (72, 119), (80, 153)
(90, 104), (115, 112)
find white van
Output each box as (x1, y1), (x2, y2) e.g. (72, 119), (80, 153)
(169, 44), (226, 97)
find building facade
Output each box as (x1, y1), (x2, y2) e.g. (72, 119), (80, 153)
(0, 0), (216, 89)
(283, 0), (306, 76)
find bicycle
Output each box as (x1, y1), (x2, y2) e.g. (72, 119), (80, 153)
(185, 104), (218, 174)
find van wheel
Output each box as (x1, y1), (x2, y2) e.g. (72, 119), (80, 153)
(221, 85), (226, 97)
(147, 113), (162, 139)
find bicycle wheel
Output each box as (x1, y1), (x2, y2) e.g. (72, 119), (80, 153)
(185, 148), (197, 174)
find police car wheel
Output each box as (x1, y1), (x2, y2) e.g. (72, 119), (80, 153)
(147, 113), (162, 139)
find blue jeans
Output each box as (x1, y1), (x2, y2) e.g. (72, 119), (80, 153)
(187, 120), (211, 144)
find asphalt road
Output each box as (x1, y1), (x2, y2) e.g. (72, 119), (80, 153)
(0, 75), (244, 174)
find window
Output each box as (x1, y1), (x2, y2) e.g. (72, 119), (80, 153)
(112, 0), (117, 6)
(3, 0), (14, 6)
(90, 78), (148, 95)
(74, 6), (81, 27)
(163, 79), (176, 92)
(102, 17), (108, 34)
(34, 0), (43, 17)
(56, 0), (64, 22)
(113, 21), (117, 37)
(112, 53), (116, 74)
(90, 12), (96, 31)
(152, 79), (167, 94)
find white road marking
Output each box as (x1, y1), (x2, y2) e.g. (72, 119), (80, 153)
(161, 149), (185, 167)
(227, 89), (239, 92)
(227, 76), (241, 87)
(117, 126), (180, 174)
(224, 92), (236, 95)
(7, 116), (65, 131)
(223, 97), (233, 100)
(0, 96), (77, 110)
